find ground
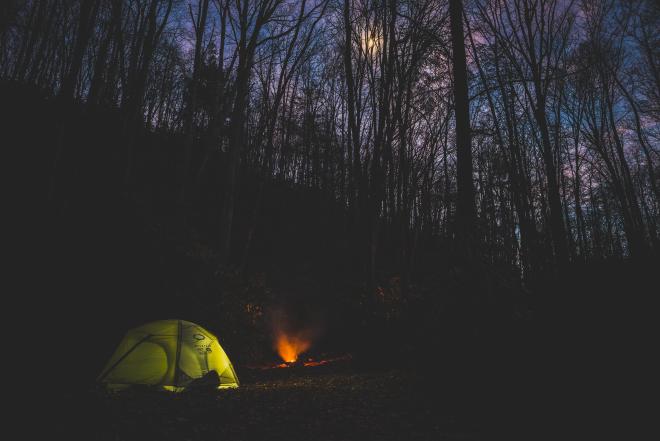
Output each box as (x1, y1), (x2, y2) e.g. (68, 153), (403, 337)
(54, 362), (518, 441)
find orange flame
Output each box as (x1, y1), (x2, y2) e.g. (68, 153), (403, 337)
(275, 332), (311, 363)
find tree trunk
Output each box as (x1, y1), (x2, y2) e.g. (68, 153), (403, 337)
(449, 0), (476, 251)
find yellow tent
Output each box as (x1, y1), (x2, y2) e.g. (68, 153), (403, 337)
(98, 320), (239, 391)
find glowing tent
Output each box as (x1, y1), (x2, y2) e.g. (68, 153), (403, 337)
(98, 320), (239, 391)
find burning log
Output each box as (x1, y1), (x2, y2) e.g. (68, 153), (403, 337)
(284, 360), (305, 368)
(251, 354), (353, 370)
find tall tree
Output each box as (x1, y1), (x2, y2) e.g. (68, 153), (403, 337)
(449, 0), (476, 251)
(180, 0), (211, 209)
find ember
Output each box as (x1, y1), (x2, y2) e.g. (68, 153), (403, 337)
(301, 354), (352, 367)
(253, 354), (353, 370)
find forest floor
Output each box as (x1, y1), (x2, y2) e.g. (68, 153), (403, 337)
(53, 361), (524, 441)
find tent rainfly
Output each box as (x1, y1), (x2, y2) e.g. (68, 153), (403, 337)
(98, 319), (239, 391)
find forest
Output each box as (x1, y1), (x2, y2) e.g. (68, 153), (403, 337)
(4, 0), (658, 439)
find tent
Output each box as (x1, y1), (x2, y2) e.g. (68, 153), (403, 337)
(98, 319), (239, 391)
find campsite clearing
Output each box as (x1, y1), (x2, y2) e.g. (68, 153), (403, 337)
(56, 367), (503, 440)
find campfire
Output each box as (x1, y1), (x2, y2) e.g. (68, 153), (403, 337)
(251, 307), (351, 370)
(271, 331), (352, 369)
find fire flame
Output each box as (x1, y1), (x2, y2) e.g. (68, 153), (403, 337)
(275, 332), (311, 363)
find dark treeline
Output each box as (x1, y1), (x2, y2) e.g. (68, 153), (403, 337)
(4, 0), (659, 371)
(4, 0), (658, 279)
